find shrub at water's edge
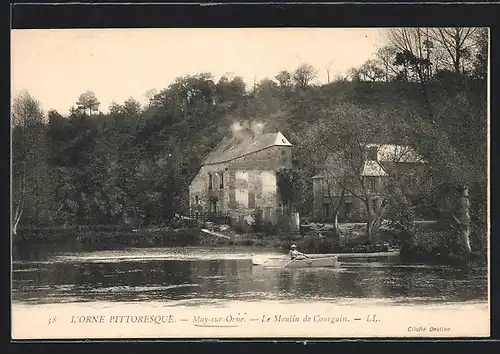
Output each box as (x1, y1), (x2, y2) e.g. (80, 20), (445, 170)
(397, 222), (487, 266)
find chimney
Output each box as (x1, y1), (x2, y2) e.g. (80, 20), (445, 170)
(367, 145), (378, 161)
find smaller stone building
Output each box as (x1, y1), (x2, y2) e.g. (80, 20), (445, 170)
(189, 129), (293, 224)
(312, 143), (428, 222)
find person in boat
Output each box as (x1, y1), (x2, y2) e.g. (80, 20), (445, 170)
(289, 244), (308, 260)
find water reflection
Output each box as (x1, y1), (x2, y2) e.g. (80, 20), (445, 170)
(12, 247), (488, 305)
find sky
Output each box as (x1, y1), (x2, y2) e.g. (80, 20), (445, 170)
(11, 28), (389, 115)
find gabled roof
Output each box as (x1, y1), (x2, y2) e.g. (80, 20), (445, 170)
(312, 143), (424, 179)
(362, 160), (388, 177)
(313, 160), (388, 179)
(202, 132), (292, 165)
(366, 143), (425, 163)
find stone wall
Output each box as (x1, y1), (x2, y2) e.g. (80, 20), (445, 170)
(188, 145), (293, 223)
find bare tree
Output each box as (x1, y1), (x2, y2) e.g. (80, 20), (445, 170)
(144, 88), (158, 106)
(429, 27), (479, 74)
(12, 91), (50, 236)
(387, 27), (485, 254)
(345, 67), (362, 82)
(358, 59), (385, 82)
(387, 28), (435, 119)
(375, 45), (399, 82)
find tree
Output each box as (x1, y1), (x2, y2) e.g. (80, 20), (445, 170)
(357, 59), (385, 82)
(144, 88), (158, 107)
(12, 91), (51, 235)
(388, 28), (435, 118)
(251, 78), (283, 117)
(429, 27), (479, 75)
(108, 101), (123, 116)
(375, 45), (399, 82)
(123, 97), (142, 118)
(275, 70), (292, 90)
(346, 67), (362, 82)
(471, 28), (488, 82)
(215, 75), (246, 109)
(303, 103), (430, 244)
(387, 27), (488, 255)
(292, 64), (317, 89)
(76, 90), (100, 117)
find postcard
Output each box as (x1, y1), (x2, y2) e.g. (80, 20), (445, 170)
(11, 27), (490, 339)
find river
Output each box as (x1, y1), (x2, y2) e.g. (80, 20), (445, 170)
(11, 245), (490, 338)
(12, 245), (488, 305)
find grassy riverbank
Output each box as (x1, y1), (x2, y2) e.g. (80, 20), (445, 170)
(13, 224), (389, 250)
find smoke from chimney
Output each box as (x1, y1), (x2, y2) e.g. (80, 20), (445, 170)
(230, 120), (265, 139)
(230, 121), (249, 139)
(251, 121), (265, 136)
(230, 121), (242, 136)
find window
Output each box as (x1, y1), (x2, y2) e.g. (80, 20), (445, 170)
(195, 196), (199, 204)
(210, 199), (218, 214)
(219, 172), (224, 189)
(261, 171), (276, 194)
(235, 188), (249, 208)
(368, 177), (377, 190)
(248, 191), (256, 208)
(322, 180), (329, 195)
(344, 201), (352, 216)
(263, 207), (271, 220)
(208, 173), (213, 190)
(406, 174), (415, 188)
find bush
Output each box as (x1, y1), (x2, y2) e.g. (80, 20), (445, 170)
(206, 215), (231, 225)
(251, 209), (276, 235)
(286, 233), (341, 253)
(276, 214), (292, 233)
(384, 190), (416, 245)
(233, 220), (252, 234)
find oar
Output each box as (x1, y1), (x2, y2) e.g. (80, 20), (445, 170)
(282, 258), (296, 268)
(283, 254), (308, 268)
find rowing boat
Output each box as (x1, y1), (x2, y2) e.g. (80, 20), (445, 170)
(252, 255), (338, 268)
(308, 250), (400, 260)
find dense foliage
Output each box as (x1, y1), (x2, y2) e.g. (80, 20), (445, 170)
(12, 28), (488, 255)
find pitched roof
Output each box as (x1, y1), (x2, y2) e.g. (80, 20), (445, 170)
(366, 143), (425, 163)
(313, 160), (388, 178)
(312, 144), (424, 179)
(362, 160), (388, 176)
(202, 132), (292, 165)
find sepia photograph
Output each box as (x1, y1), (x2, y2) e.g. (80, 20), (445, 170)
(11, 27), (490, 339)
